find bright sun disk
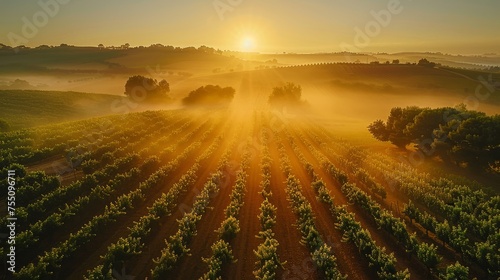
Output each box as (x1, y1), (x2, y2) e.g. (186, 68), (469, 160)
(241, 36), (255, 52)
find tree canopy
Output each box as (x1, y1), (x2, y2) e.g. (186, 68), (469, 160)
(182, 85), (235, 107)
(418, 58), (437, 68)
(368, 106), (425, 148)
(268, 82), (308, 112)
(368, 105), (500, 170)
(124, 75), (170, 101)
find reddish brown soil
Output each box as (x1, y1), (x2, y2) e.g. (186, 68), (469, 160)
(63, 117), (230, 279)
(299, 123), (487, 279)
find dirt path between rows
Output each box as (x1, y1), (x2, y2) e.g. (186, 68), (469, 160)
(63, 116), (228, 279)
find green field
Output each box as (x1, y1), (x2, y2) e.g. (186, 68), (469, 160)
(0, 90), (119, 129)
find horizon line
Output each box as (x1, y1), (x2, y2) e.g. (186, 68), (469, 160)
(1, 43), (499, 57)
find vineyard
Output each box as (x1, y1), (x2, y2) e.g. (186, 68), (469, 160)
(1, 109), (498, 280)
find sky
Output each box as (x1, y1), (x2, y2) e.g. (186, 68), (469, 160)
(1, 0), (499, 54)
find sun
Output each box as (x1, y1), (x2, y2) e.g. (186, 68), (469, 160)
(241, 36), (255, 52)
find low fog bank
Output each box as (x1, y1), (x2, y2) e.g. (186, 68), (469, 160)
(3, 62), (499, 136)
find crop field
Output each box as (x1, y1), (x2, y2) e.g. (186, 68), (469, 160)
(0, 90), (119, 130)
(3, 1), (500, 279)
(1, 108), (498, 280)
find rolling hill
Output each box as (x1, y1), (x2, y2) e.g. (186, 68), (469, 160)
(0, 90), (120, 129)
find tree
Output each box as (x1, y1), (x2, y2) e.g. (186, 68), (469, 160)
(158, 79), (170, 93)
(369, 106), (498, 170)
(386, 106), (425, 148)
(368, 106), (425, 149)
(367, 120), (389, 142)
(182, 85), (235, 107)
(404, 107), (463, 155)
(124, 75), (170, 101)
(408, 105), (485, 146)
(447, 115), (500, 169)
(268, 82), (307, 112)
(418, 58), (436, 68)
(405, 107), (456, 141)
(198, 45), (215, 54)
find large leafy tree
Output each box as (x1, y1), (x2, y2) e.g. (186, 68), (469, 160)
(405, 107), (459, 141)
(182, 85), (235, 107)
(268, 82), (306, 112)
(447, 115), (500, 168)
(124, 75), (170, 101)
(368, 105), (500, 171)
(405, 107), (485, 155)
(367, 120), (388, 142)
(368, 106), (425, 149)
(418, 58), (436, 68)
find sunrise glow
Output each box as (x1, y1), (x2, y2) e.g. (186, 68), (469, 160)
(241, 36), (256, 52)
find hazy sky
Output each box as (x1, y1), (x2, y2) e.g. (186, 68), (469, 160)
(1, 0), (499, 54)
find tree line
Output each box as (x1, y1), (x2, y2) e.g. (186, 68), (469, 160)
(123, 76), (310, 111)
